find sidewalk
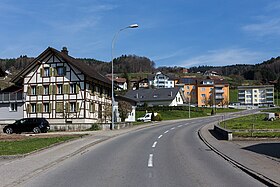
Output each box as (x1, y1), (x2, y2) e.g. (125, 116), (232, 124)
(199, 123), (280, 186)
(0, 122), (159, 187)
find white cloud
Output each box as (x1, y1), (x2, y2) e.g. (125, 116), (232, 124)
(152, 48), (189, 62)
(179, 48), (263, 67)
(242, 18), (280, 37)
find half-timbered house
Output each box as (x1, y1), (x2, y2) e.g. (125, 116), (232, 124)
(10, 47), (112, 125)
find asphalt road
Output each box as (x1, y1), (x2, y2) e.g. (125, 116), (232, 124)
(22, 112), (265, 187)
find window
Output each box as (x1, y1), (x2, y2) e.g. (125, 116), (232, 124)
(57, 67), (65, 76)
(43, 103), (50, 113)
(201, 88), (206, 91)
(201, 94), (206, 97)
(70, 83), (76, 94)
(44, 67), (50, 77)
(70, 102), (76, 112)
(31, 103), (36, 113)
(31, 86), (36, 95)
(186, 86), (189, 89)
(10, 103), (17, 112)
(43, 85), (49, 95)
(57, 84), (63, 94)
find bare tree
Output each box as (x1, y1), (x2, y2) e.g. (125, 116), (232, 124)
(104, 104), (112, 122)
(118, 101), (132, 122)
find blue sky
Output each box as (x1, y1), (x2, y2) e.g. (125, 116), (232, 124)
(1, 0), (280, 68)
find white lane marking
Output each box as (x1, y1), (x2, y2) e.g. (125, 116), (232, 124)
(148, 154), (153, 167)
(177, 125), (182, 127)
(171, 127), (175, 130)
(158, 135), (163, 139)
(164, 130), (169, 134)
(152, 141), (157, 148)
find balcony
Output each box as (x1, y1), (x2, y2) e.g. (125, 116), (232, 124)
(215, 95), (224, 100)
(215, 89), (224, 94)
(0, 92), (25, 103)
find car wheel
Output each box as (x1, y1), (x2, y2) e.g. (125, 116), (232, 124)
(33, 127), (41, 134)
(5, 127), (13, 134)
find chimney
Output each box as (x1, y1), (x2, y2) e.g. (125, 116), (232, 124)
(61, 47), (69, 55)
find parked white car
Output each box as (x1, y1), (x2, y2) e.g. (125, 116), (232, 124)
(137, 113), (158, 122)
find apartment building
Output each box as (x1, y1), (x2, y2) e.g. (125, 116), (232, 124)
(238, 85), (274, 106)
(176, 78), (229, 107)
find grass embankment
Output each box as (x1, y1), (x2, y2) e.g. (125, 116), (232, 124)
(220, 114), (280, 138)
(136, 107), (241, 121)
(0, 136), (77, 156)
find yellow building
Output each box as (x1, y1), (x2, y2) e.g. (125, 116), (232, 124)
(177, 78), (229, 107)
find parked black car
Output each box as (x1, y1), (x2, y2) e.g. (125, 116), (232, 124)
(3, 118), (50, 134)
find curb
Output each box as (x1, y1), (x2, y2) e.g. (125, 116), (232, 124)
(198, 123), (280, 187)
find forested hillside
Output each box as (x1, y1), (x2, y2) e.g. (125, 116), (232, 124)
(0, 54), (155, 76)
(189, 56), (280, 83)
(1, 53), (280, 84)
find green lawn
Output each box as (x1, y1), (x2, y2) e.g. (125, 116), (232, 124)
(136, 107), (241, 121)
(220, 113), (280, 137)
(0, 136), (77, 156)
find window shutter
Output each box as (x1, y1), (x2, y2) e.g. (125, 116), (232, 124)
(27, 86), (31, 95)
(37, 103), (40, 113)
(49, 103), (52, 113)
(49, 85), (53, 95)
(65, 102), (70, 113)
(76, 84), (80, 93)
(93, 103), (96, 111)
(26, 104), (30, 113)
(40, 68), (43, 77)
(53, 85), (57, 94)
(50, 67), (53, 76)
(54, 68), (58, 76)
(64, 84), (69, 94)
(38, 86), (43, 95)
(76, 102), (80, 112)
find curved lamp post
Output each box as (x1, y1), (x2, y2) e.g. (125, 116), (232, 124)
(111, 24), (139, 130)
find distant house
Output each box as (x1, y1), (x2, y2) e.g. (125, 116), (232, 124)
(125, 87), (184, 107)
(4, 47), (112, 126)
(138, 78), (149, 89)
(148, 72), (175, 88)
(114, 77), (127, 90)
(114, 95), (137, 122)
(204, 71), (220, 76)
(106, 75), (127, 90)
(0, 85), (24, 123)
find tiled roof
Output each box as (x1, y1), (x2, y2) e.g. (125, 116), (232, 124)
(125, 87), (181, 102)
(11, 47), (111, 86)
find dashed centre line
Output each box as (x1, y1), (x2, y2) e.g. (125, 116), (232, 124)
(171, 127), (175, 130)
(148, 154), (153, 167)
(152, 141), (157, 148)
(178, 125), (182, 127)
(164, 130), (169, 134)
(158, 135), (163, 139)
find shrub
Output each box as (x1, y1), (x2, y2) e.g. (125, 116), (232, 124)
(89, 123), (100, 131)
(154, 113), (163, 121)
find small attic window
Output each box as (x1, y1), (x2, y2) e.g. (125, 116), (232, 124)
(153, 94), (158, 98)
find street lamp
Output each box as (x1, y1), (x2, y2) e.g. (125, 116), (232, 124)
(111, 24), (139, 130)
